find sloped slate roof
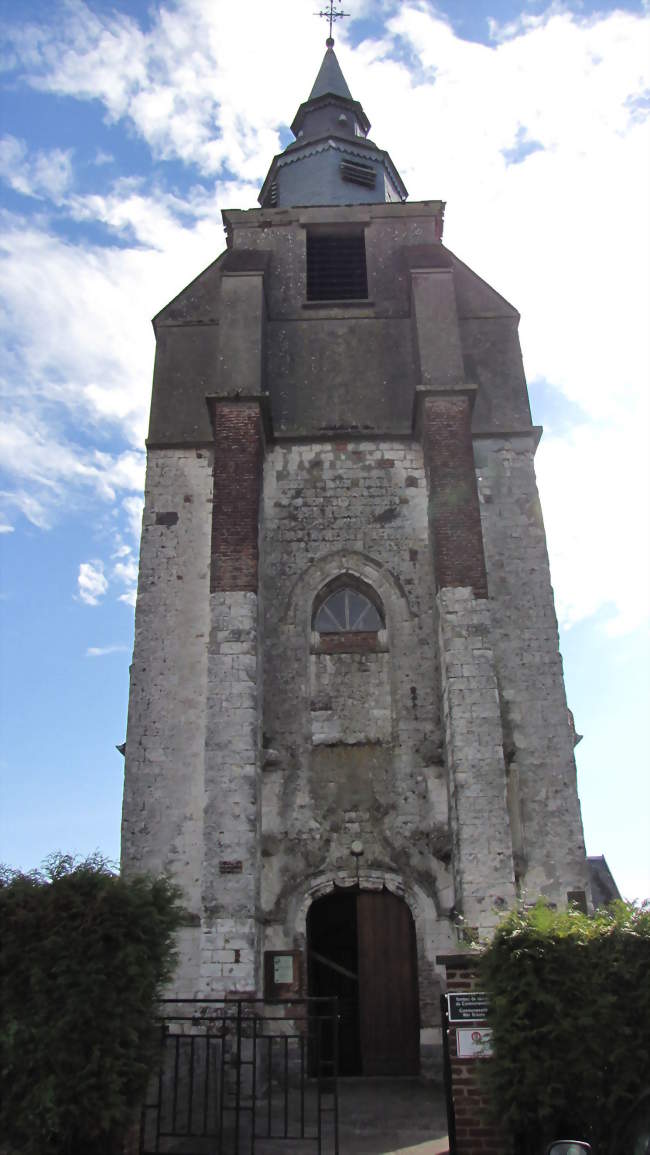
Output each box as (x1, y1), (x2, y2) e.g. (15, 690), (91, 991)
(309, 45), (353, 100)
(588, 855), (622, 908)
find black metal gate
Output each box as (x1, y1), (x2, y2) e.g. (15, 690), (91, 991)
(140, 998), (339, 1154)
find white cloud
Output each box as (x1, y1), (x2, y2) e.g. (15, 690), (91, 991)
(113, 555), (138, 585)
(3, 0), (316, 178)
(0, 0), (648, 637)
(122, 495), (144, 543)
(0, 487), (53, 530)
(0, 522), (14, 533)
(93, 149), (114, 166)
(0, 417), (145, 528)
(346, 4), (650, 632)
(78, 560), (108, 605)
(86, 643), (129, 657)
(112, 551), (139, 606)
(357, 7), (650, 428)
(76, 538), (139, 610)
(0, 135), (74, 202)
(536, 415), (650, 636)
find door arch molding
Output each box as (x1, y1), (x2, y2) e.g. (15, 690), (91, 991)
(306, 884), (420, 1075)
(295, 870), (424, 936)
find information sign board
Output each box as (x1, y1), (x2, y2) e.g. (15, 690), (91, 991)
(456, 1027), (493, 1058)
(263, 950), (302, 1000)
(273, 954), (294, 984)
(447, 991), (490, 1023)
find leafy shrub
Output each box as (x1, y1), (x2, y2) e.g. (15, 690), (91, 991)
(479, 900), (650, 1154)
(0, 854), (182, 1155)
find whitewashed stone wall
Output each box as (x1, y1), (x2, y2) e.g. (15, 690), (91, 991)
(310, 650), (392, 745)
(261, 439), (456, 1047)
(201, 590), (261, 995)
(475, 436), (590, 904)
(122, 432), (589, 1009)
(437, 587), (516, 935)
(122, 448), (213, 909)
(123, 450), (263, 999)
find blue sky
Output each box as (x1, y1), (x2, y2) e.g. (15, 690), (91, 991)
(0, 0), (648, 901)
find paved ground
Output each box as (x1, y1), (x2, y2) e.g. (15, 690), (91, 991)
(151, 1073), (450, 1154)
(256, 1077), (450, 1155)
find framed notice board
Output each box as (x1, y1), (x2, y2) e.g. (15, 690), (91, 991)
(447, 991), (490, 1023)
(264, 950), (303, 1000)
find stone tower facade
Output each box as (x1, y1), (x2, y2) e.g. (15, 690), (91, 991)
(122, 43), (589, 1075)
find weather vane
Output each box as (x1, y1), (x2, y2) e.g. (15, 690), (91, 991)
(314, 0), (349, 45)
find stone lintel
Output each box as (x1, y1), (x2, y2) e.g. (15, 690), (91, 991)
(435, 953), (481, 969)
(206, 392), (273, 446)
(412, 385), (479, 434)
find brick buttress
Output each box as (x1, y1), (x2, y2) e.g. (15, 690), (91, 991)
(201, 395), (267, 996)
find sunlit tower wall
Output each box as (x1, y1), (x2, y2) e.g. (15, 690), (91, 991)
(121, 39), (590, 1076)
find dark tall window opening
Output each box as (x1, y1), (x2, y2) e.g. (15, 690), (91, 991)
(306, 230), (368, 301)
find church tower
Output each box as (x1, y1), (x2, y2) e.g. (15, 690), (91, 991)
(122, 37), (590, 1076)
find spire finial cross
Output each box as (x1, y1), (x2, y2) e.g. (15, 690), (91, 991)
(314, 1), (349, 46)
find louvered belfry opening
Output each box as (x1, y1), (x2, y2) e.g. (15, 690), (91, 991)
(340, 159), (376, 188)
(306, 230), (368, 301)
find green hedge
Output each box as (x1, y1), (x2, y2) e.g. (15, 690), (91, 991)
(479, 900), (650, 1154)
(0, 854), (182, 1155)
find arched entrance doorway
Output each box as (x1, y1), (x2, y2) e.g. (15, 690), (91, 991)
(307, 887), (420, 1076)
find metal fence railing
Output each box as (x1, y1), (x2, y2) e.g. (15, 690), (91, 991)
(140, 997), (339, 1155)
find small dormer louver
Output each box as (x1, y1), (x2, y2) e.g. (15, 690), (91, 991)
(340, 159), (376, 188)
(262, 179), (277, 209)
(264, 180), (278, 208)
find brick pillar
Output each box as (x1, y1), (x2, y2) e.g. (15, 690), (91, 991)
(419, 390), (488, 597)
(210, 400), (263, 593)
(201, 395), (267, 997)
(438, 954), (511, 1155)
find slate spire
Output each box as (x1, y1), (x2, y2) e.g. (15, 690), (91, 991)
(258, 43), (407, 208)
(308, 42), (353, 101)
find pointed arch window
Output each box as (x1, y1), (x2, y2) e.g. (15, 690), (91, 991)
(314, 588), (382, 633)
(312, 579), (386, 653)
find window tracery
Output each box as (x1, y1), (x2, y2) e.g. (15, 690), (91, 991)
(314, 587), (382, 633)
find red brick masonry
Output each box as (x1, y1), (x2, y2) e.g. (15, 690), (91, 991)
(420, 394), (488, 598)
(209, 400), (263, 592)
(438, 954), (510, 1155)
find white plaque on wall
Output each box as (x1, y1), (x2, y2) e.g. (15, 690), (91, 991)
(456, 1027), (493, 1059)
(273, 955), (294, 984)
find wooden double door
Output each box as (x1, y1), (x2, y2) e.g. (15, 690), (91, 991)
(307, 888), (420, 1076)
